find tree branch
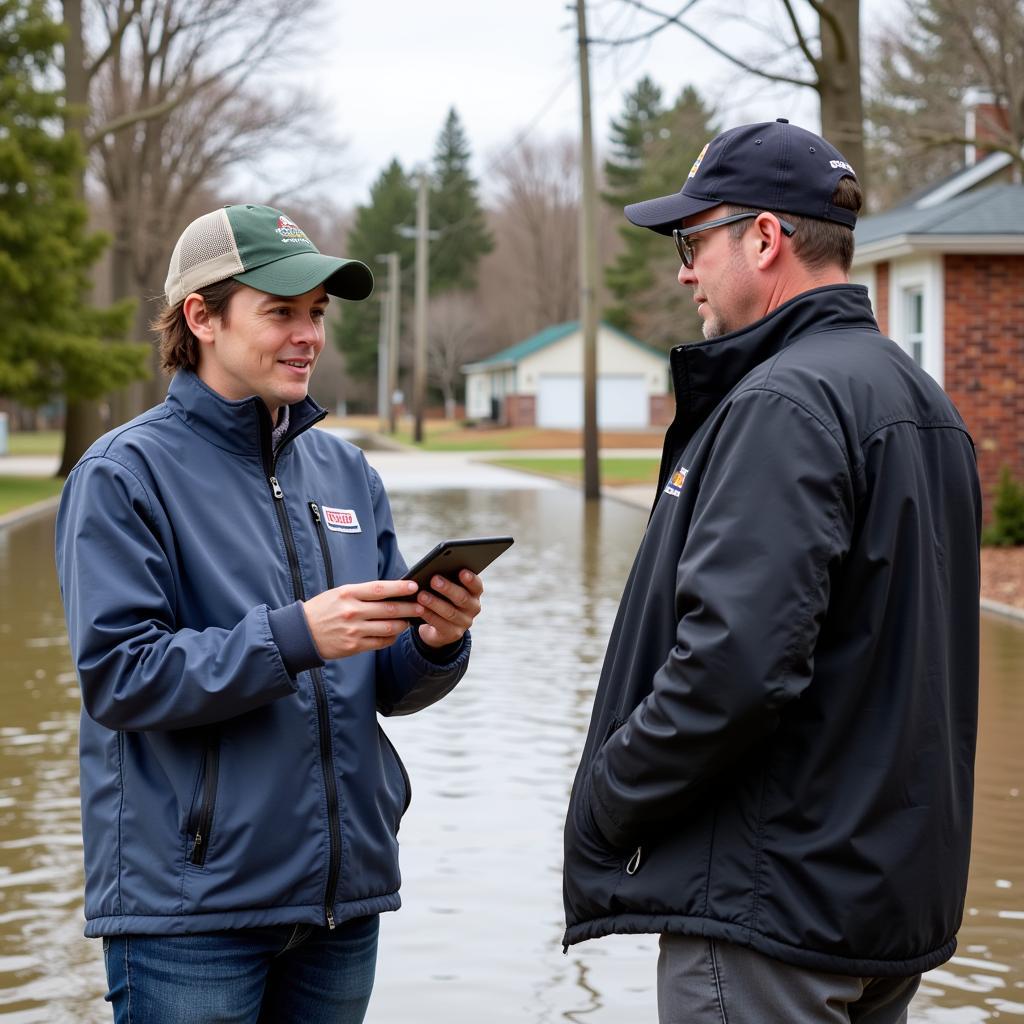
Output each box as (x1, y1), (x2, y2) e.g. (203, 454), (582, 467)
(610, 0), (816, 88)
(85, 0), (142, 82)
(805, 0), (845, 63)
(779, 0), (822, 74)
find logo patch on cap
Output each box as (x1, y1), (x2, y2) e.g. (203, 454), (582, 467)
(663, 466), (688, 498)
(829, 159), (855, 174)
(321, 506), (361, 533)
(276, 215), (311, 246)
(688, 144), (709, 180)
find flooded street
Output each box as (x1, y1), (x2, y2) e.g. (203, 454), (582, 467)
(1, 480), (1022, 1022)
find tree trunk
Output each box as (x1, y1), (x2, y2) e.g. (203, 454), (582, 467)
(58, 399), (107, 476)
(58, 0), (104, 476)
(817, 0), (868, 202)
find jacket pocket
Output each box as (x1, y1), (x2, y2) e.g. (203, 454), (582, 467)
(188, 733), (220, 867)
(378, 725), (412, 823)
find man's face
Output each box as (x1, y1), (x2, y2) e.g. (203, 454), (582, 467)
(676, 207), (758, 340)
(196, 284), (328, 415)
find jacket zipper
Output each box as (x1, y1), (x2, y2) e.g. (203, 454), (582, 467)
(190, 735), (220, 866)
(309, 503), (336, 589)
(268, 471), (342, 930)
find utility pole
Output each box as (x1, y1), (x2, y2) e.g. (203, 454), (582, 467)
(397, 173), (438, 443)
(375, 255), (393, 433)
(576, 0), (601, 500)
(387, 251), (401, 434)
(413, 170), (430, 444)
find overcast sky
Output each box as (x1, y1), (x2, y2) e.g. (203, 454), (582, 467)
(303, 0), (892, 209)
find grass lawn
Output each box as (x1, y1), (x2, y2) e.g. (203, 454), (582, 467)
(489, 456), (660, 486)
(6, 430), (62, 456)
(0, 476), (64, 516)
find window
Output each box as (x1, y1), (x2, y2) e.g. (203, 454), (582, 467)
(903, 286), (924, 367)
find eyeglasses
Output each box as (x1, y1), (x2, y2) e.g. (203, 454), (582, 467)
(672, 212), (796, 269)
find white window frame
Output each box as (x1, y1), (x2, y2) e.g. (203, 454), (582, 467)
(888, 256), (945, 387)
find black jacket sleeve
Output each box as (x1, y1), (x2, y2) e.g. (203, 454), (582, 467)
(586, 387), (855, 849)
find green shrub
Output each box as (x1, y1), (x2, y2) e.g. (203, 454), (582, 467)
(982, 467), (1024, 547)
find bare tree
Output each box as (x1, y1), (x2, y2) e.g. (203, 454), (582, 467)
(85, 0), (340, 414)
(866, 0), (1024, 205)
(598, 0), (867, 197)
(479, 137), (582, 343)
(427, 294), (484, 419)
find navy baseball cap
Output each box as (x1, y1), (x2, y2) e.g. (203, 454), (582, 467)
(624, 118), (858, 236)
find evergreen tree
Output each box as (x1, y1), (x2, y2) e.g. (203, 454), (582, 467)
(0, 0), (142, 410)
(333, 159), (416, 386)
(603, 75), (665, 201)
(603, 83), (718, 348)
(430, 107), (493, 294)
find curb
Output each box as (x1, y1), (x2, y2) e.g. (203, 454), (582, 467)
(981, 598), (1024, 624)
(0, 495), (61, 530)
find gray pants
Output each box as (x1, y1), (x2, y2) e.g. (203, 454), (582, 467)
(658, 934), (921, 1024)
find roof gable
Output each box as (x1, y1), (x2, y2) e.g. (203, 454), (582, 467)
(854, 184), (1024, 253)
(464, 321), (667, 372)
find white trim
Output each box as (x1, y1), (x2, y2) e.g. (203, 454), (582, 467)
(914, 152), (1012, 208)
(853, 233), (1024, 267)
(889, 256), (945, 387)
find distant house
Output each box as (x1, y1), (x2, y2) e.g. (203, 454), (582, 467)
(851, 121), (1024, 512)
(462, 321), (671, 429)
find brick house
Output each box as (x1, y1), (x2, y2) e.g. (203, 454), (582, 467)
(851, 179), (1024, 515)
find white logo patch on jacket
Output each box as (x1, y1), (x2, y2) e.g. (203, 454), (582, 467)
(321, 506), (361, 533)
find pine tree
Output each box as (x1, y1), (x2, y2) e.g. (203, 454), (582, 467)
(0, 0), (142, 410)
(603, 75), (665, 201)
(430, 108), (493, 294)
(603, 83), (718, 348)
(333, 159), (417, 388)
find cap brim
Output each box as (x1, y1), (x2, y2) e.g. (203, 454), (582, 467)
(234, 251), (374, 301)
(624, 192), (721, 236)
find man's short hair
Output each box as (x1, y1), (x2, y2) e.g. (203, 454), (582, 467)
(152, 278), (243, 375)
(725, 176), (862, 274)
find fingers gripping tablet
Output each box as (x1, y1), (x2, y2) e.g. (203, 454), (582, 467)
(402, 536), (514, 594)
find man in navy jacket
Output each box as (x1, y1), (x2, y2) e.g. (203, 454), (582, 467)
(57, 204), (484, 1023)
(562, 121), (981, 1023)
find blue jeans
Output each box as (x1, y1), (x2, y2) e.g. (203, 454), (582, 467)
(102, 916), (379, 1024)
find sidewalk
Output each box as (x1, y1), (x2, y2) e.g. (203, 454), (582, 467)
(0, 455), (60, 476)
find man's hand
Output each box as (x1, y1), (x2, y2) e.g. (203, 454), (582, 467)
(302, 580), (423, 660)
(415, 570), (484, 648)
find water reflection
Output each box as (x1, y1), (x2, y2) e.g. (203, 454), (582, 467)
(0, 495), (1022, 1022)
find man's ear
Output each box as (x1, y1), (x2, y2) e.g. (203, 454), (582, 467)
(183, 293), (216, 345)
(753, 213), (786, 270)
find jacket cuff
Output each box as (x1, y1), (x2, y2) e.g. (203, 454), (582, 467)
(268, 602), (325, 676)
(410, 628), (466, 665)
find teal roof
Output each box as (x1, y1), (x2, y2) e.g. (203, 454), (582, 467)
(465, 321), (667, 371)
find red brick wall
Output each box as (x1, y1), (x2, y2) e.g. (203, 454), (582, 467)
(874, 262), (890, 334)
(650, 394), (674, 427)
(943, 254), (1024, 516)
(504, 394), (536, 427)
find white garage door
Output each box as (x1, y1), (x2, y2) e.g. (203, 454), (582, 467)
(536, 374), (648, 429)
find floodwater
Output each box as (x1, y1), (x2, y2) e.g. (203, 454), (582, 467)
(0, 486), (1022, 1023)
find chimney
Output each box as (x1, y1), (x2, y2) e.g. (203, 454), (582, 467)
(964, 89), (1010, 165)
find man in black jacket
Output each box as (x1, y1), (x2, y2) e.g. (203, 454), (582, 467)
(562, 119), (981, 1023)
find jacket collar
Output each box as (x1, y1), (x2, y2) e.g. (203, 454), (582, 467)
(655, 284), (878, 496)
(165, 370), (326, 465)
(669, 283), (878, 425)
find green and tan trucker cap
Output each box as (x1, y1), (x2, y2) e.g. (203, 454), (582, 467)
(164, 204), (373, 306)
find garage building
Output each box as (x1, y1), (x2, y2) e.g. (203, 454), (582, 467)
(462, 321), (671, 429)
